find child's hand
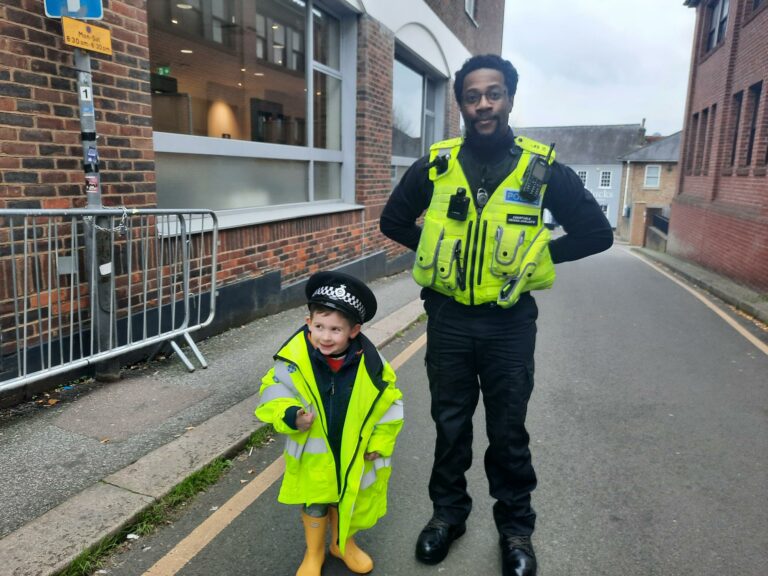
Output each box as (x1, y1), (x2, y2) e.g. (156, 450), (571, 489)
(363, 451), (381, 461)
(295, 408), (315, 431)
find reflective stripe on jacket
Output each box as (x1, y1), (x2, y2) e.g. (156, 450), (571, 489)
(413, 135), (557, 306)
(255, 328), (403, 554)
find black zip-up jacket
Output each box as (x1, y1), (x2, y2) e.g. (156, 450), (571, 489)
(380, 129), (614, 266)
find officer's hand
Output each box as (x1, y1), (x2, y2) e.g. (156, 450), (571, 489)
(363, 451), (381, 461)
(295, 408), (315, 431)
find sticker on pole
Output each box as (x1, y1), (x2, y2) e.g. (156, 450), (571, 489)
(45, 0), (104, 20)
(62, 16), (112, 55)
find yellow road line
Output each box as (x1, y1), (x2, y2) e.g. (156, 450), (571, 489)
(629, 249), (768, 356)
(142, 327), (428, 575)
(390, 332), (427, 370)
(142, 457), (285, 576)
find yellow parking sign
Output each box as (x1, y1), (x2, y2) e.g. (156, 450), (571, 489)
(62, 16), (112, 55)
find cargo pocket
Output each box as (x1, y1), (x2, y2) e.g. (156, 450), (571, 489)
(435, 238), (460, 290)
(490, 227), (526, 278)
(413, 219), (443, 288)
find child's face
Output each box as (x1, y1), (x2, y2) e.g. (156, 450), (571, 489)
(306, 310), (361, 356)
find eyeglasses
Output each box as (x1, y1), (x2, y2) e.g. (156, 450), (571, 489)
(461, 88), (507, 106)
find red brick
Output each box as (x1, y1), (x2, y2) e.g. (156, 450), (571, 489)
(671, 0), (768, 291)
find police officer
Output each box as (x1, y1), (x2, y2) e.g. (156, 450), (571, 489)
(380, 54), (613, 576)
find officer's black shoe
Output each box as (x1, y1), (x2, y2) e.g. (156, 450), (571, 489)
(415, 517), (466, 565)
(500, 534), (537, 576)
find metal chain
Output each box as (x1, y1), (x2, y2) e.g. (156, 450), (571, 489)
(83, 206), (130, 235)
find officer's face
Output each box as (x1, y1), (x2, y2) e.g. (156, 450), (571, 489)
(459, 68), (513, 140)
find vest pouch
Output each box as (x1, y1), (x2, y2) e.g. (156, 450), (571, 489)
(413, 220), (444, 288)
(497, 227), (552, 307)
(490, 227), (527, 278)
(435, 238), (460, 290)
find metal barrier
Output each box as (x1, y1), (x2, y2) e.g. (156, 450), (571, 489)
(0, 208), (218, 393)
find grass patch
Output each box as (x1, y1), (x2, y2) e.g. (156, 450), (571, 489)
(245, 423), (275, 449)
(57, 458), (233, 576)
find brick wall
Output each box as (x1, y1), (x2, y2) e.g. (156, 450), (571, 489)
(630, 162), (679, 206)
(671, 0), (768, 291)
(0, 0), (156, 210)
(669, 197), (768, 289)
(218, 212), (365, 288)
(424, 0), (505, 55)
(355, 15), (395, 260)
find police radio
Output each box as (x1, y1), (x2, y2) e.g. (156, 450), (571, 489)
(519, 143), (555, 202)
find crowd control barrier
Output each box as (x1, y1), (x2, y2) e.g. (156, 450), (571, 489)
(0, 208), (218, 394)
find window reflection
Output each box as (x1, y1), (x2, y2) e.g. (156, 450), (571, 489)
(314, 162), (342, 200)
(314, 71), (341, 149)
(392, 60), (428, 158)
(148, 0), (312, 145)
(314, 8), (340, 70)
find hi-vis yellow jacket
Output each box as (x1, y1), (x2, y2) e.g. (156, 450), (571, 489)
(255, 328), (403, 554)
(413, 136), (557, 307)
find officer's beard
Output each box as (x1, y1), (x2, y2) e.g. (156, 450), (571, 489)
(464, 120), (512, 151)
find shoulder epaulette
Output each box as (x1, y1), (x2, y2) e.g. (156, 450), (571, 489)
(514, 136), (557, 161)
(429, 137), (463, 154)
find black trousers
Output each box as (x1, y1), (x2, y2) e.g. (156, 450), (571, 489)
(424, 291), (538, 536)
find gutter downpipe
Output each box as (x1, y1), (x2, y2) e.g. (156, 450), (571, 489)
(622, 160), (632, 238)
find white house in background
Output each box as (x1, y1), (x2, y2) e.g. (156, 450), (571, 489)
(515, 124), (647, 228)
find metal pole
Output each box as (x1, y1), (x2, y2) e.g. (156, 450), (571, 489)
(75, 47), (120, 381)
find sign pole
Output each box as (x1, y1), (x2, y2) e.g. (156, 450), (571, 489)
(74, 47), (119, 381)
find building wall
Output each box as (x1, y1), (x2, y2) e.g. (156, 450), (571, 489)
(618, 161), (679, 242)
(424, 0), (505, 56)
(355, 15), (395, 260)
(567, 163), (621, 228)
(0, 0), (156, 210)
(629, 162), (679, 206)
(670, 0), (768, 291)
(1, 1), (494, 338)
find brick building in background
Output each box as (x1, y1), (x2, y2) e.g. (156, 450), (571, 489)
(1, 1), (505, 334)
(672, 0), (768, 291)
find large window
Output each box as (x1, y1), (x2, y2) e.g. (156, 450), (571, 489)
(391, 55), (445, 186)
(576, 170), (588, 186)
(148, 0), (354, 217)
(706, 0), (729, 52)
(393, 60), (425, 158)
(599, 170), (612, 189)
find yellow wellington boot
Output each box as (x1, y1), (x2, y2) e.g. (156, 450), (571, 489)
(297, 512), (328, 576)
(329, 506), (374, 574)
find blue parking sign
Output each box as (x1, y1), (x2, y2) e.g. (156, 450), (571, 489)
(45, 0), (104, 20)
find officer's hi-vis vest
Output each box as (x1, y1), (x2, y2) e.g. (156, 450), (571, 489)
(413, 136), (557, 307)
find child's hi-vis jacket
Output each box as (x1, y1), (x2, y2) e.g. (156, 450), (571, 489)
(255, 328), (404, 554)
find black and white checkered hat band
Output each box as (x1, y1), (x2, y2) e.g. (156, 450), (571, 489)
(312, 284), (365, 320)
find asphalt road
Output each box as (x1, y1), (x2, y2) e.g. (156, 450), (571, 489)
(102, 245), (768, 576)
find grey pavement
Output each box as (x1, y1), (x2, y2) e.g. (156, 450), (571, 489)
(0, 246), (764, 576)
(0, 271), (423, 576)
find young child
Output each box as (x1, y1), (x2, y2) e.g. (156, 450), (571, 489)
(255, 271), (404, 576)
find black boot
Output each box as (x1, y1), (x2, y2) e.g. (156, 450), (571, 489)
(500, 534), (537, 576)
(415, 517), (466, 565)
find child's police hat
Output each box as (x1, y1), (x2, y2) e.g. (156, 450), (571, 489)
(306, 271), (377, 324)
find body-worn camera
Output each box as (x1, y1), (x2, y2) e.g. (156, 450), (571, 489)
(447, 187), (470, 221)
